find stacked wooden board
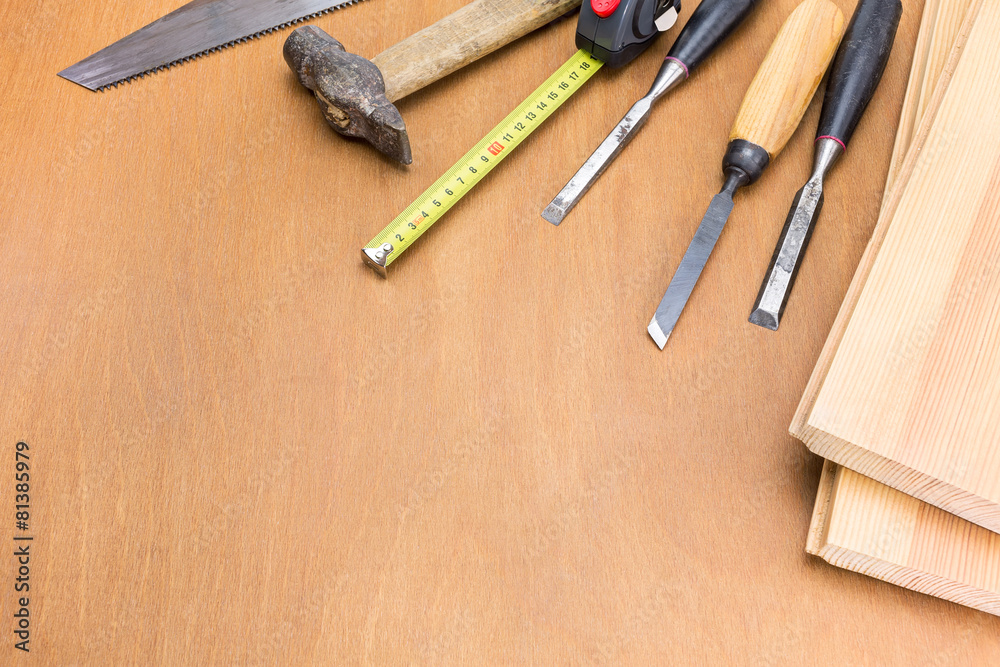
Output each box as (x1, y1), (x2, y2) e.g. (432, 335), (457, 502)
(884, 0), (974, 199)
(799, 0), (1000, 616)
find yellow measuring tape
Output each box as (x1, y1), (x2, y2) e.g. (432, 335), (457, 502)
(362, 50), (604, 277)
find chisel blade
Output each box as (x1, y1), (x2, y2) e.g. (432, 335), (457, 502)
(542, 97), (653, 225)
(58, 0), (365, 91)
(749, 178), (824, 330)
(648, 187), (736, 349)
(541, 58), (688, 226)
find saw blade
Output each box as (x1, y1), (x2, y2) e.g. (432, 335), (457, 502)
(58, 0), (366, 91)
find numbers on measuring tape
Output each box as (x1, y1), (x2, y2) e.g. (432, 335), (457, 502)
(363, 51), (604, 271)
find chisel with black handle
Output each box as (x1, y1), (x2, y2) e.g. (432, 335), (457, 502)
(749, 0), (903, 330)
(648, 0), (845, 349)
(543, 0), (762, 225)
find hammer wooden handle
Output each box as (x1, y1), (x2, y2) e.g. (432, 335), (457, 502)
(729, 0), (845, 158)
(374, 0), (582, 102)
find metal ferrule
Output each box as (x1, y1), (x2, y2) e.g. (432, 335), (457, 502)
(644, 59), (687, 104)
(808, 137), (845, 186)
(722, 139), (770, 188)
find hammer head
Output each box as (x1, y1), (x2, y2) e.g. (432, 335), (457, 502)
(284, 26), (412, 164)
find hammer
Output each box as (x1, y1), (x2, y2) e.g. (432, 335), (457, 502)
(283, 0), (581, 164)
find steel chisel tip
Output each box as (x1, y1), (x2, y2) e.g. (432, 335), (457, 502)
(748, 307), (780, 331)
(541, 202), (567, 225)
(647, 318), (670, 350)
(747, 181), (823, 332)
(648, 186), (738, 350)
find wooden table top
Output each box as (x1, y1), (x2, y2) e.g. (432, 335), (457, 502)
(2, 0), (998, 662)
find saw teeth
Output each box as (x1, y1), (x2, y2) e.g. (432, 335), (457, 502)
(89, 0), (363, 90)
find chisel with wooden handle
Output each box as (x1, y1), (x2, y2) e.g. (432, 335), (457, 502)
(749, 0), (902, 330)
(647, 0), (844, 349)
(543, 0), (761, 225)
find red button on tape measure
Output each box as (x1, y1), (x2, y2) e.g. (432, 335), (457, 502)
(591, 0), (620, 18)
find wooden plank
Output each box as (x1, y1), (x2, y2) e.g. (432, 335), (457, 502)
(882, 0), (939, 195)
(806, 0), (1000, 619)
(808, 462), (1000, 615)
(5, 0), (1000, 663)
(793, 0), (1000, 531)
(884, 0), (974, 191)
(880, 0), (973, 199)
(915, 0), (975, 121)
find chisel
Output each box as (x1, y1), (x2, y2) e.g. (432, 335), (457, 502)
(542, 0), (760, 226)
(748, 0), (902, 330)
(648, 0), (844, 349)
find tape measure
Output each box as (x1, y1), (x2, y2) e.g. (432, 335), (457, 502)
(362, 50), (604, 277)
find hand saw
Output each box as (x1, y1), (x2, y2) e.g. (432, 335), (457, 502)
(58, 0), (367, 91)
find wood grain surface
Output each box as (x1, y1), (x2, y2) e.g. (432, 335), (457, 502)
(806, 0), (1000, 619)
(883, 0), (938, 195)
(880, 0), (972, 208)
(2, 0), (999, 663)
(915, 0), (974, 121)
(794, 0), (1000, 533)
